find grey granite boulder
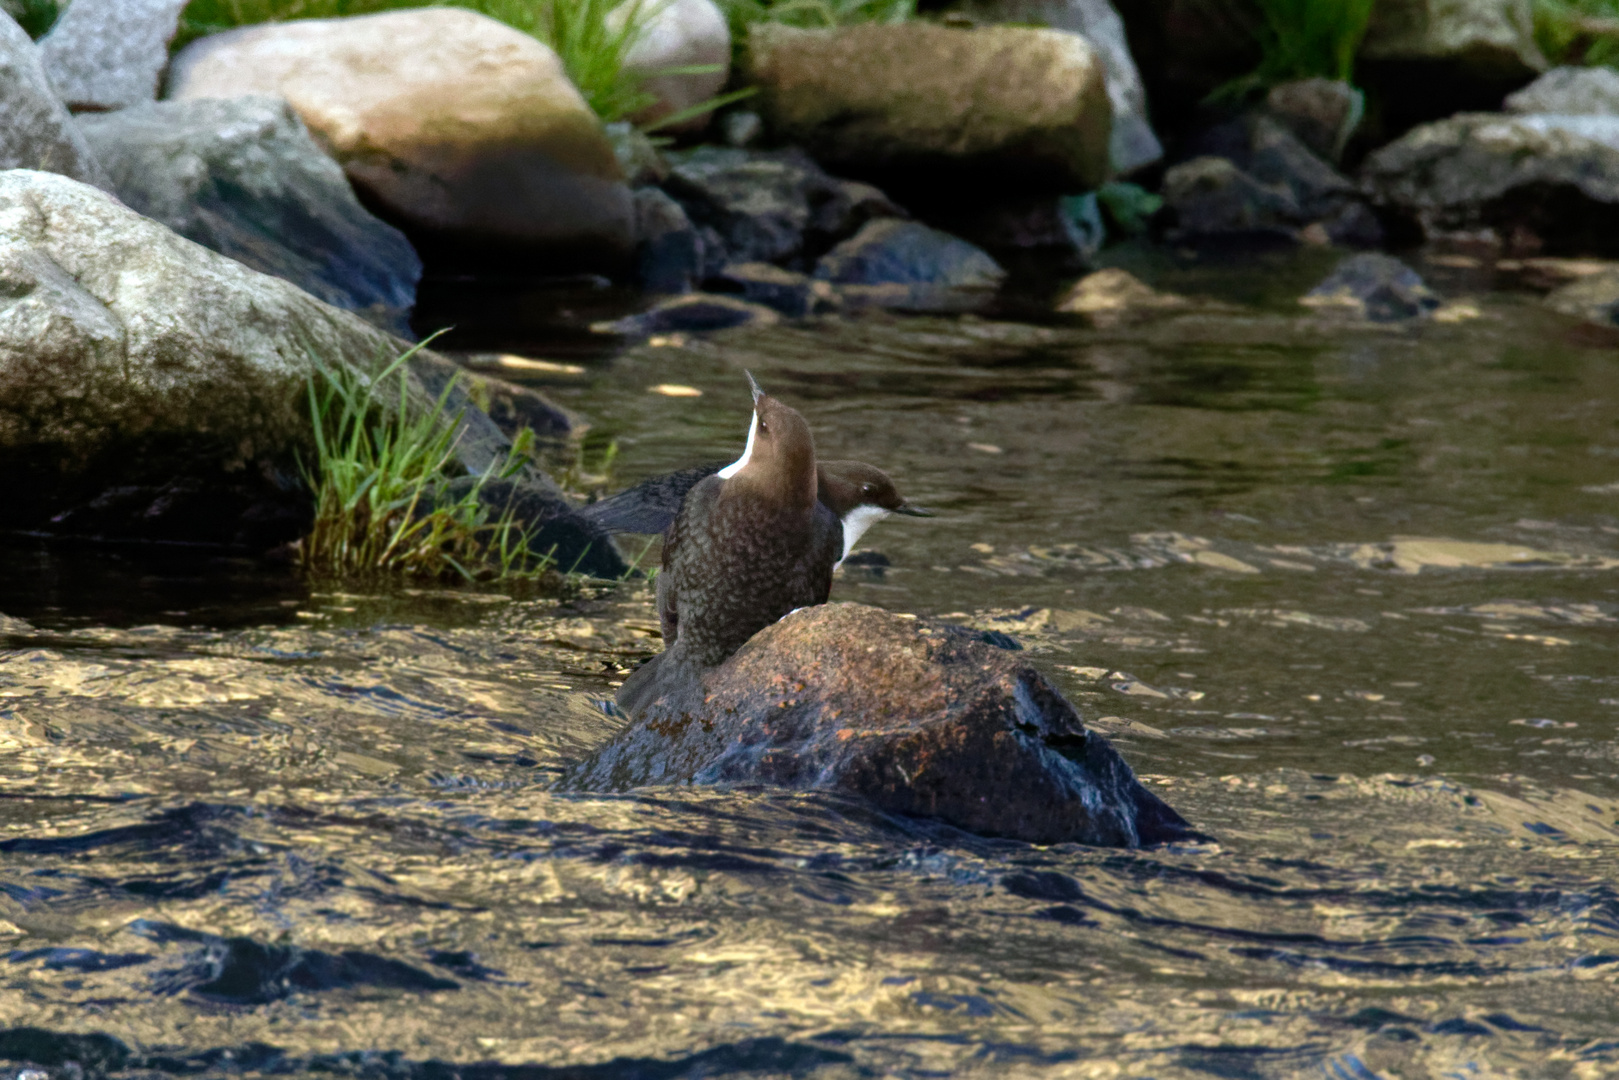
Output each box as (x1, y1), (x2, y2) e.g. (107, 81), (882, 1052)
(38, 0), (188, 111)
(1362, 113), (1619, 254)
(77, 97), (421, 336)
(1505, 66), (1619, 116)
(814, 219), (1006, 313)
(564, 603), (1198, 847)
(0, 12), (108, 188)
(0, 169), (585, 553)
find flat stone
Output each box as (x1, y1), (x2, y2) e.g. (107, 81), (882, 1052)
(77, 97), (421, 336)
(715, 262), (834, 317)
(1506, 65), (1619, 116)
(1546, 266), (1619, 327)
(38, 0), (187, 111)
(595, 293), (780, 335)
(814, 219), (1006, 313)
(0, 12), (109, 189)
(745, 21), (1110, 193)
(166, 8), (632, 265)
(563, 603), (1199, 847)
(1055, 268), (1190, 325)
(1301, 253), (1441, 322)
(1362, 112), (1619, 254)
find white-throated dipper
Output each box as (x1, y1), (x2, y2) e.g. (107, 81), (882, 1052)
(814, 460), (933, 567)
(617, 374), (834, 714)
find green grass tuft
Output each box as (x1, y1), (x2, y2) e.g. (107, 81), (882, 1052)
(712, 0), (912, 41)
(1206, 0), (1377, 99)
(300, 334), (555, 584)
(1535, 0), (1619, 67)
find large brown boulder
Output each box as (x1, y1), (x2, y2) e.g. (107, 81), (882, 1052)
(166, 8), (632, 267)
(743, 21), (1111, 195)
(565, 603), (1195, 847)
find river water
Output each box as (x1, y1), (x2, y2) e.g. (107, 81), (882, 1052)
(2, 249), (1617, 1079)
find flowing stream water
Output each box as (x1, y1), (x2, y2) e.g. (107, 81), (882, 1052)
(2, 248), (1617, 1079)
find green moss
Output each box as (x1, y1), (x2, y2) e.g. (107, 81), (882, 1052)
(1534, 0), (1619, 67)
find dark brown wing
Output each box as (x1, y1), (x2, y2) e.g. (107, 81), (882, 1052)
(655, 474), (723, 646)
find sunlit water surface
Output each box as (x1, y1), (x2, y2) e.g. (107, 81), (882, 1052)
(3, 251), (1618, 1079)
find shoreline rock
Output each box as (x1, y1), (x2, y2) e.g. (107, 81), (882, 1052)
(38, 0), (188, 112)
(564, 603), (1199, 847)
(0, 12), (110, 190)
(166, 9), (633, 270)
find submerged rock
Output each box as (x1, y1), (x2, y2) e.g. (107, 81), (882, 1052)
(1545, 267), (1619, 327)
(1505, 66), (1619, 116)
(1361, 113), (1619, 254)
(1055, 268), (1190, 325)
(745, 21), (1110, 194)
(77, 97), (421, 336)
(566, 603), (1197, 847)
(0, 13), (109, 189)
(660, 146), (904, 270)
(595, 293), (780, 336)
(0, 169), (581, 554)
(614, 0), (730, 132)
(166, 9), (632, 268)
(715, 262), (836, 317)
(814, 219), (1006, 313)
(37, 0), (187, 111)
(1301, 253), (1441, 322)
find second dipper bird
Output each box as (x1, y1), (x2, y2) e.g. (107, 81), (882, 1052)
(617, 374), (835, 715)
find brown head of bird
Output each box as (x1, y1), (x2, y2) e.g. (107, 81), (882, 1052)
(715, 372), (818, 511)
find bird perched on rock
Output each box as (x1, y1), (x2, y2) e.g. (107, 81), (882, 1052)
(616, 374), (830, 715)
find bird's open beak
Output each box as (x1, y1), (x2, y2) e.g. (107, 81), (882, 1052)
(893, 503), (935, 517)
(745, 370), (764, 404)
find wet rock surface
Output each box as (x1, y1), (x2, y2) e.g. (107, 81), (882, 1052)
(1301, 252), (1441, 322)
(0, 13), (109, 189)
(1545, 266), (1619, 327)
(166, 8), (632, 268)
(78, 97), (421, 336)
(1361, 112), (1619, 254)
(714, 261), (834, 317)
(0, 169), (558, 549)
(632, 186), (703, 295)
(1505, 65), (1619, 116)
(814, 219), (1006, 313)
(37, 0), (187, 111)
(744, 21), (1111, 195)
(1055, 268), (1191, 325)
(566, 603), (1197, 847)
(596, 292), (781, 335)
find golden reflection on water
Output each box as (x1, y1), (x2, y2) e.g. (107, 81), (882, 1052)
(4, 269), (1619, 1077)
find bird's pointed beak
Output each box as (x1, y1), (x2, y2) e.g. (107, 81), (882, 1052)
(745, 370), (764, 404)
(893, 503), (935, 517)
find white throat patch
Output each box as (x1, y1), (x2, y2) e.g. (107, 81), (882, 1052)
(836, 504), (890, 567)
(716, 409), (758, 479)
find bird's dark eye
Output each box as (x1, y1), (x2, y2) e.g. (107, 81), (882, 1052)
(862, 484), (874, 494)
(758, 419), (768, 432)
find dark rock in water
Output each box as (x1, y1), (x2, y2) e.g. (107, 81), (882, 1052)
(1264, 78), (1363, 164)
(565, 603), (1197, 847)
(714, 261), (835, 317)
(78, 97), (421, 336)
(461, 372), (578, 443)
(0, 12), (110, 189)
(1505, 66), (1619, 117)
(37, 0), (187, 111)
(595, 293), (780, 336)
(632, 187), (703, 295)
(1301, 253), (1441, 322)
(606, 121), (668, 187)
(950, 193), (1104, 266)
(439, 477), (627, 579)
(1545, 267), (1619, 327)
(1167, 114), (1380, 246)
(1161, 155), (1299, 241)
(815, 219), (1006, 313)
(1361, 113), (1619, 256)
(661, 146), (905, 270)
